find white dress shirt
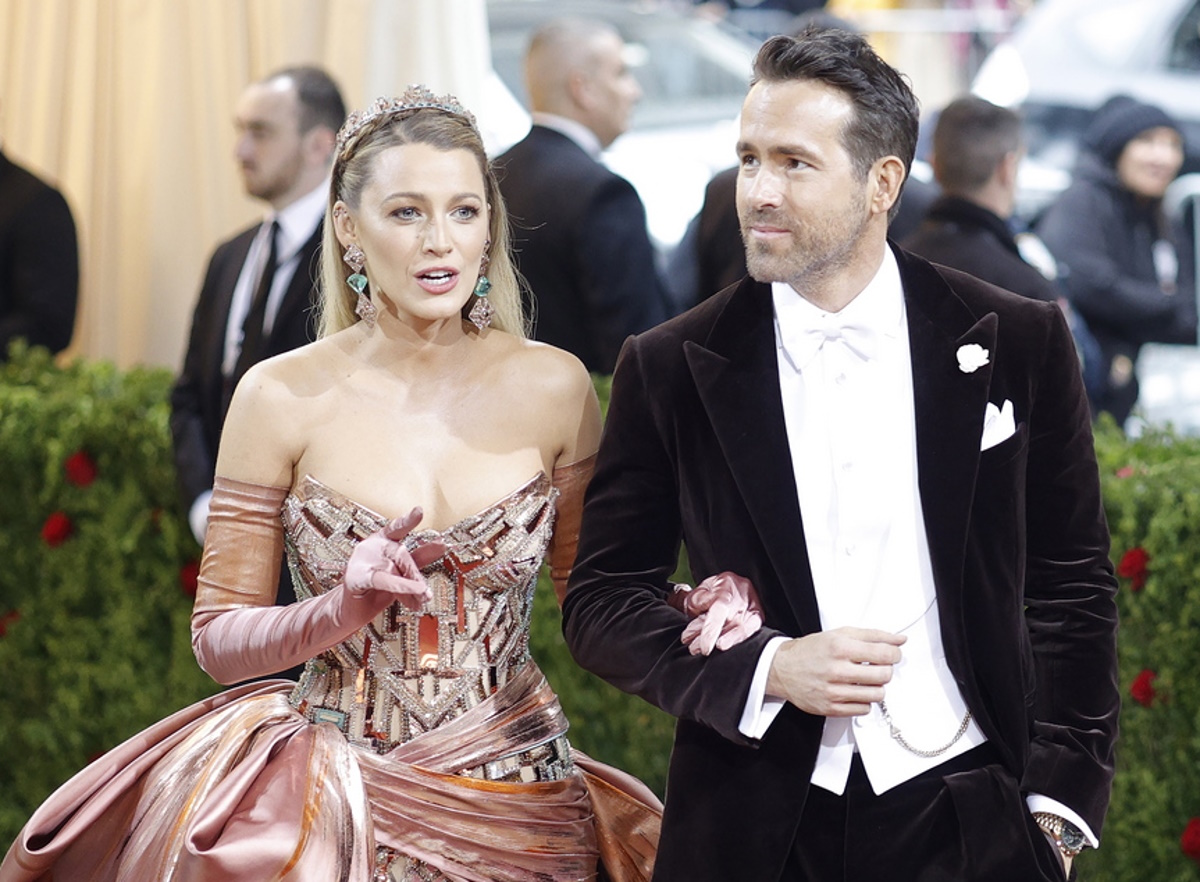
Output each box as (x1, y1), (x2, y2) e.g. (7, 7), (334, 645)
(734, 247), (1098, 843)
(221, 180), (327, 376)
(529, 112), (603, 160)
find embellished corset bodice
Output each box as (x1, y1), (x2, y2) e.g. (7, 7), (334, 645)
(280, 472), (570, 780)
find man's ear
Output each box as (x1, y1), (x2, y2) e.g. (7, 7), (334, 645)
(567, 69), (594, 112)
(870, 156), (907, 217)
(995, 150), (1020, 191)
(306, 125), (338, 167)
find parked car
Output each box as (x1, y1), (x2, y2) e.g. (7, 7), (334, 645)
(486, 0), (759, 249)
(972, 0), (1200, 222)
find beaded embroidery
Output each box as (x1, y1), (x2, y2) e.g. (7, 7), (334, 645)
(281, 473), (573, 881)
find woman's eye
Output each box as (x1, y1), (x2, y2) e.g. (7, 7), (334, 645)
(393, 206), (419, 220)
(453, 205), (480, 220)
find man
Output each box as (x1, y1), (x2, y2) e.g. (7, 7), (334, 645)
(563, 28), (1118, 882)
(0, 145), (78, 358)
(496, 18), (668, 374)
(902, 95), (1060, 305)
(171, 67), (344, 643)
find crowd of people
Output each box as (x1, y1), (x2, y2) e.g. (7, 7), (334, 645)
(1, 10), (1188, 881)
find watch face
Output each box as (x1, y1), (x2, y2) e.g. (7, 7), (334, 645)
(1061, 821), (1087, 852)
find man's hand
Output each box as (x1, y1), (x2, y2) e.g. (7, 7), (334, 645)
(765, 627), (906, 717)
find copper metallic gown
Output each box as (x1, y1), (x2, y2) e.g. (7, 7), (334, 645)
(0, 473), (659, 882)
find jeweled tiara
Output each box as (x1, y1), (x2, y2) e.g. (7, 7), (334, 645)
(336, 85), (478, 157)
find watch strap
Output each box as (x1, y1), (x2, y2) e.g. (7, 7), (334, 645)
(1033, 811), (1087, 858)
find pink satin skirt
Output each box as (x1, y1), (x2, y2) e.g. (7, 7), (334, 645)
(0, 668), (659, 882)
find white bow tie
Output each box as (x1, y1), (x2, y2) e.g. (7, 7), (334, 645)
(785, 317), (880, 368)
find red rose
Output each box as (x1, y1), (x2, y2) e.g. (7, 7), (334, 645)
(41, 511), (73, 546)
(1117, 546), (1150, 590)
(179, 559), (201, 597)
(63, 450), (97, 487)
(1182, 818), (1200, 864)
(0, 609), (20, 638)
(1131, 669), (1158, 707)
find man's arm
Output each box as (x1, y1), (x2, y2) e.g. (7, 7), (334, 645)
(1020, 302), (1120, 836)
(562, 334), (778, 744)
(170, 251), (229, 529)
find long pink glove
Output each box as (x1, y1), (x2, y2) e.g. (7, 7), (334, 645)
(191, 477), (445, 685)
(668, 571), (764, 656)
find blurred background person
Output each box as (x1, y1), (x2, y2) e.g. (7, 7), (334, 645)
(1037, 94), (1197, 427)
(903, 94), (1104, 400)
(902, 95), (1059, 303)
(169, 66), (345, 680)
(496, 17), (668, 374)
(0, 134), (78, 359)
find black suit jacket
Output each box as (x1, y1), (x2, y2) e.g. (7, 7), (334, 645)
(902, 195), (1059, 304)
(0, 151), (78, 357)
(170, 221), (321, 514)
(563, 244), (1119, 881)
(495, 125), (667, 373)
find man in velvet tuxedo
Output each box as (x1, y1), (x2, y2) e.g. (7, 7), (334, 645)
(496, 18), (668, 374)
(563, 30), (1118, 882)
(171, 67), (344, 658)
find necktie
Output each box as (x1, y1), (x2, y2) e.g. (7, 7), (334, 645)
(233, 220), (280, 382)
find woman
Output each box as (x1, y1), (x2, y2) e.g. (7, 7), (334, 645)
(1036, 94), (1197, 427)
(1, 88), (659, 882)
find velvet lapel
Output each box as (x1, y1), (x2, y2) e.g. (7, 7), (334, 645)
(896, 246), (997, 629)
(683, 279), (821, 635)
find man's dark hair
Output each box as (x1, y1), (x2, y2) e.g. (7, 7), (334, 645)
(932, 95), (1022, 194)
(751, 28), (920, 191)
(269, 65), (346, 134)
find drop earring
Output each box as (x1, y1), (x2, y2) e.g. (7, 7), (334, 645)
(342, 243), (376, 328)
(468, 239), (494, 331)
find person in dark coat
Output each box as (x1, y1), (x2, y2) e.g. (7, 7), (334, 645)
(1037, 94), (1197, 426)
(903, 96), (1059, 303)
(0, 149), (78, 358)
(904, 95), (1105, 400)
(564, 29), (1117, 882)
(169, 67), (345, 679)
(495, 18), (668, 373)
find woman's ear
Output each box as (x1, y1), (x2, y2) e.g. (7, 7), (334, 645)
(332, 202), (356, 248)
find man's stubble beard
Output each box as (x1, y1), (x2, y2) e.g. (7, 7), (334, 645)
(741, 190), (872, 292)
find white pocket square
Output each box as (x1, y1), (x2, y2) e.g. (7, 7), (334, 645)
(981, 399), (1016, 451)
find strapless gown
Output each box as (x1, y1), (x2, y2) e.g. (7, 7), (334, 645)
(0, 473), (659, 882)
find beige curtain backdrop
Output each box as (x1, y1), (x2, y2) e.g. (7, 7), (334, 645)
(0, 0), (492, 369)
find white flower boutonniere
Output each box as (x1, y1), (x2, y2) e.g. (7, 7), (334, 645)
(957, 343), (990, 373)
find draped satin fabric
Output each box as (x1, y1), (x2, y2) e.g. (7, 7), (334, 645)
(1, 668), (659, 882)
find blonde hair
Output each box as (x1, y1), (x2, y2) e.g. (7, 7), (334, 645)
(318, 106), (526, 338)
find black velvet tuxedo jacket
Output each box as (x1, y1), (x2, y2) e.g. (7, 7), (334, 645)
(495, 125), (667, 373)
(170, 221), (321, 512)
(563, 244), (1119, 881)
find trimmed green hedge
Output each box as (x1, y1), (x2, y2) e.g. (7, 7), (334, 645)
(4, 347), (1200, 880)
(0, 343), (216, 843)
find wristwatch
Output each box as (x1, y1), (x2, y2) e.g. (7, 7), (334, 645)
(1034, 812), (1087, 859)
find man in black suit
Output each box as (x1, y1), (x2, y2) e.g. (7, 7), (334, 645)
(0, 148), (78, 358)
(496, 18), (668, 374)
(564, 29), (1117, 881)
(171, 67), (344, 620)
(902, 96), (1060, 305)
